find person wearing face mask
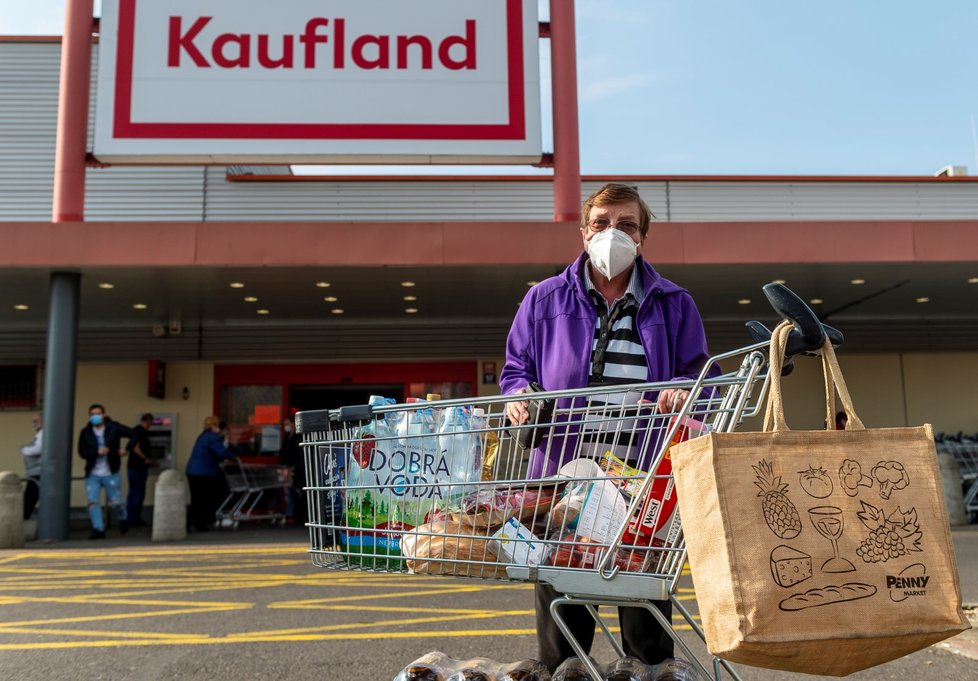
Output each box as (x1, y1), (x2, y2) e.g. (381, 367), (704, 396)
(499, 182), (717, 672)
(279, 415), (303, 523)
(78, 404), (133, 539)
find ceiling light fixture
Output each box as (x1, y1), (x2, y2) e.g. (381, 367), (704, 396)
(244, 296), (258, 302)
(132, 303), (147, 310)
(809, 298), (824, 305)
(968, 277), (978, 284)
(737, 299), (751, 305)
(98, 282), (115, 289)
(323, 296), (338, 302)
(331, 308), (344, 314)
(916, 297), (930, 304)
(229, 282), (245, 289)
(405, 308), (419, 314)
(403, 295), (417, 302)
(526, 280), (539, 287)
(315, 281), (331, 288)
(256, 309), (270, 315)
(850, 278), (866, 285)
(13, 304), (29, 311)
(772, 279), (786, 285)
(401, 281), (416, 288)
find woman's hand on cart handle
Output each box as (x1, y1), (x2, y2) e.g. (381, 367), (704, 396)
(505, 386), (530, 425)
(658, 388), (689, 413)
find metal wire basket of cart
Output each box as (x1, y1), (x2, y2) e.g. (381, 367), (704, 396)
(296, 286), (832, 681)
(216, 461), (291, 529)
(936, 434), (978, 521)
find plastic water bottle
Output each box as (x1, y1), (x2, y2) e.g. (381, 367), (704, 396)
(395, 398), (439, 526)
(650, 658), (696, 681)
(470, 407), (499, 480)
(552, 658), (592, 681)
(604, 656), (653, 681)
(499, 659), (551, 681)
(343, 394), (397, 565)
(439, 406), (482, 502)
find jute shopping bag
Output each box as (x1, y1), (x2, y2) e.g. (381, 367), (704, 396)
(672, 321), (970, 676)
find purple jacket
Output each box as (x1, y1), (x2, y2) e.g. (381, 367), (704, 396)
(499, 253), (717, 475)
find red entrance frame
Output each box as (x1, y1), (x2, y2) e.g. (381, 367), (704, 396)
(112, 0), (527, 141)
(213, 361), (479, 416)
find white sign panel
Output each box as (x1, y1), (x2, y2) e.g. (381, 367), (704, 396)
(94, 0), (541, 163)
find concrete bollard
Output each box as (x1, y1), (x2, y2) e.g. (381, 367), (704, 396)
(152, 470), (188, 542)
(0, 471), (24, 549)
(938, 452), (967, 526)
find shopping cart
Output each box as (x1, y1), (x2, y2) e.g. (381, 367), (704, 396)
(216, 461), (291, 529)
(296, 285), (830, 681)
(936, 434), (978, 521)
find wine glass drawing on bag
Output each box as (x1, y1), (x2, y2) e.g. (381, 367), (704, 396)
(808, 506), (855, 573)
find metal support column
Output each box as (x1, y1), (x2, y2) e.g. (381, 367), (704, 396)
(549, 0), (581, 222)
(39, 0), (95, 540)
(37, 272), (81, 541)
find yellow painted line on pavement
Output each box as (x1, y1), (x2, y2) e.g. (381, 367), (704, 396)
(0, 626), (205, 640)
(0, 604), (252, 630)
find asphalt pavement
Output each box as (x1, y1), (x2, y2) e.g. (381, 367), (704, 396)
(0, 522), (974, 680)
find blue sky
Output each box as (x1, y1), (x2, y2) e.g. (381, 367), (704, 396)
(2, 0), (976, 175)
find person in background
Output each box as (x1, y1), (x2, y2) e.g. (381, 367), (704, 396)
(78, 404), (132, 539)
(126, 413), (155, 527)
(835, 410), (849, 430)
(500, 182), (715, 672)
(20, 412), (43, 520)
(185, 415), (236, 532)
(280, 413), (304, 524)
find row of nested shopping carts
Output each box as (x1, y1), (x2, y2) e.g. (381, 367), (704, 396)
(294, 284), (831, 681)
(935, 432), (978, 521)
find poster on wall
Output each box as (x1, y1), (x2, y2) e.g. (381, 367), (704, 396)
(93, 0), (542, 164)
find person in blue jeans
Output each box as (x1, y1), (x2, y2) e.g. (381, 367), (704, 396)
(185, 415), (236, 531)
(78, 404), (132, 539)
(126, 413), (155, 527)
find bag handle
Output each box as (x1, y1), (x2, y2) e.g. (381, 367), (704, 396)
(763, 320), (865, 433)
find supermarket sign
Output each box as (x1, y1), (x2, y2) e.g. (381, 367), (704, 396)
(93, 0), (541, 163)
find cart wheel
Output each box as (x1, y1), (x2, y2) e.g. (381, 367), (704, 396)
(273, 517), (286, 527)
(231, 521), (239, 530)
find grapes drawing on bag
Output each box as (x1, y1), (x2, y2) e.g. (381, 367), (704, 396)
(753, 459), (802, 539)
(855, 501), (922, 564)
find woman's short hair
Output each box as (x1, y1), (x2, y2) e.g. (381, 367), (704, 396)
(581, 182), (654, 239)
(203, 415), (221, 430)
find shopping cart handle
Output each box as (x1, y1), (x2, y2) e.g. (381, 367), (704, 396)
(761, 283), (843, 354)
(295, 405), (374, 434)
(745, 319), (844, 366)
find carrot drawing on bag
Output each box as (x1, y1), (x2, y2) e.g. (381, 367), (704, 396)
(753, 459), (802, 539)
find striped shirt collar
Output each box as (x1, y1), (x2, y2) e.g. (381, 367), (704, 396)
(582, 259), (646, 308)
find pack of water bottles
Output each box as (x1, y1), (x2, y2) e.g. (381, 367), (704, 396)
(340, 394), (489, 567)
(392, 652), (698, 681)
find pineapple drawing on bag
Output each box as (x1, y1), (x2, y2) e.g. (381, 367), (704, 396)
(753, 459), (802, 539)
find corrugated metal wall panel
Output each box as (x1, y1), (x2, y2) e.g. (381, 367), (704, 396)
(202, 168), (556, 221)
(668, 182), (978, 221)
(2, 41), (977, 224)
(0, 43), (60, 220)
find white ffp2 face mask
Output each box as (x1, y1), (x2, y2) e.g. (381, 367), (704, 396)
(586, 228), (638, 279)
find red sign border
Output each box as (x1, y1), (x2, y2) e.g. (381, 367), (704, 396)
(112, 0), (527, 141)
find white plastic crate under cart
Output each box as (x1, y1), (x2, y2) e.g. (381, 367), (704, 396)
(216, 461), (290, 528)
(295, 288), (831, 681)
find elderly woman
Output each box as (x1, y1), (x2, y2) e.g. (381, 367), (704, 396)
(185, 415), (236, 531)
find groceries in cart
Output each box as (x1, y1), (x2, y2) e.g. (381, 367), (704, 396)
(338, 395), (488, 567)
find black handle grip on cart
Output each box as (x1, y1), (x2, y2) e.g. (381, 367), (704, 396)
(295, 404), (374, 434)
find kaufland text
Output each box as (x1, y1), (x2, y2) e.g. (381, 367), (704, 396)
(167, 17), (478, 70)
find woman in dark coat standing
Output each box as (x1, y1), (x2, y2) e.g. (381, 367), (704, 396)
(185, 415), (235, 531)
